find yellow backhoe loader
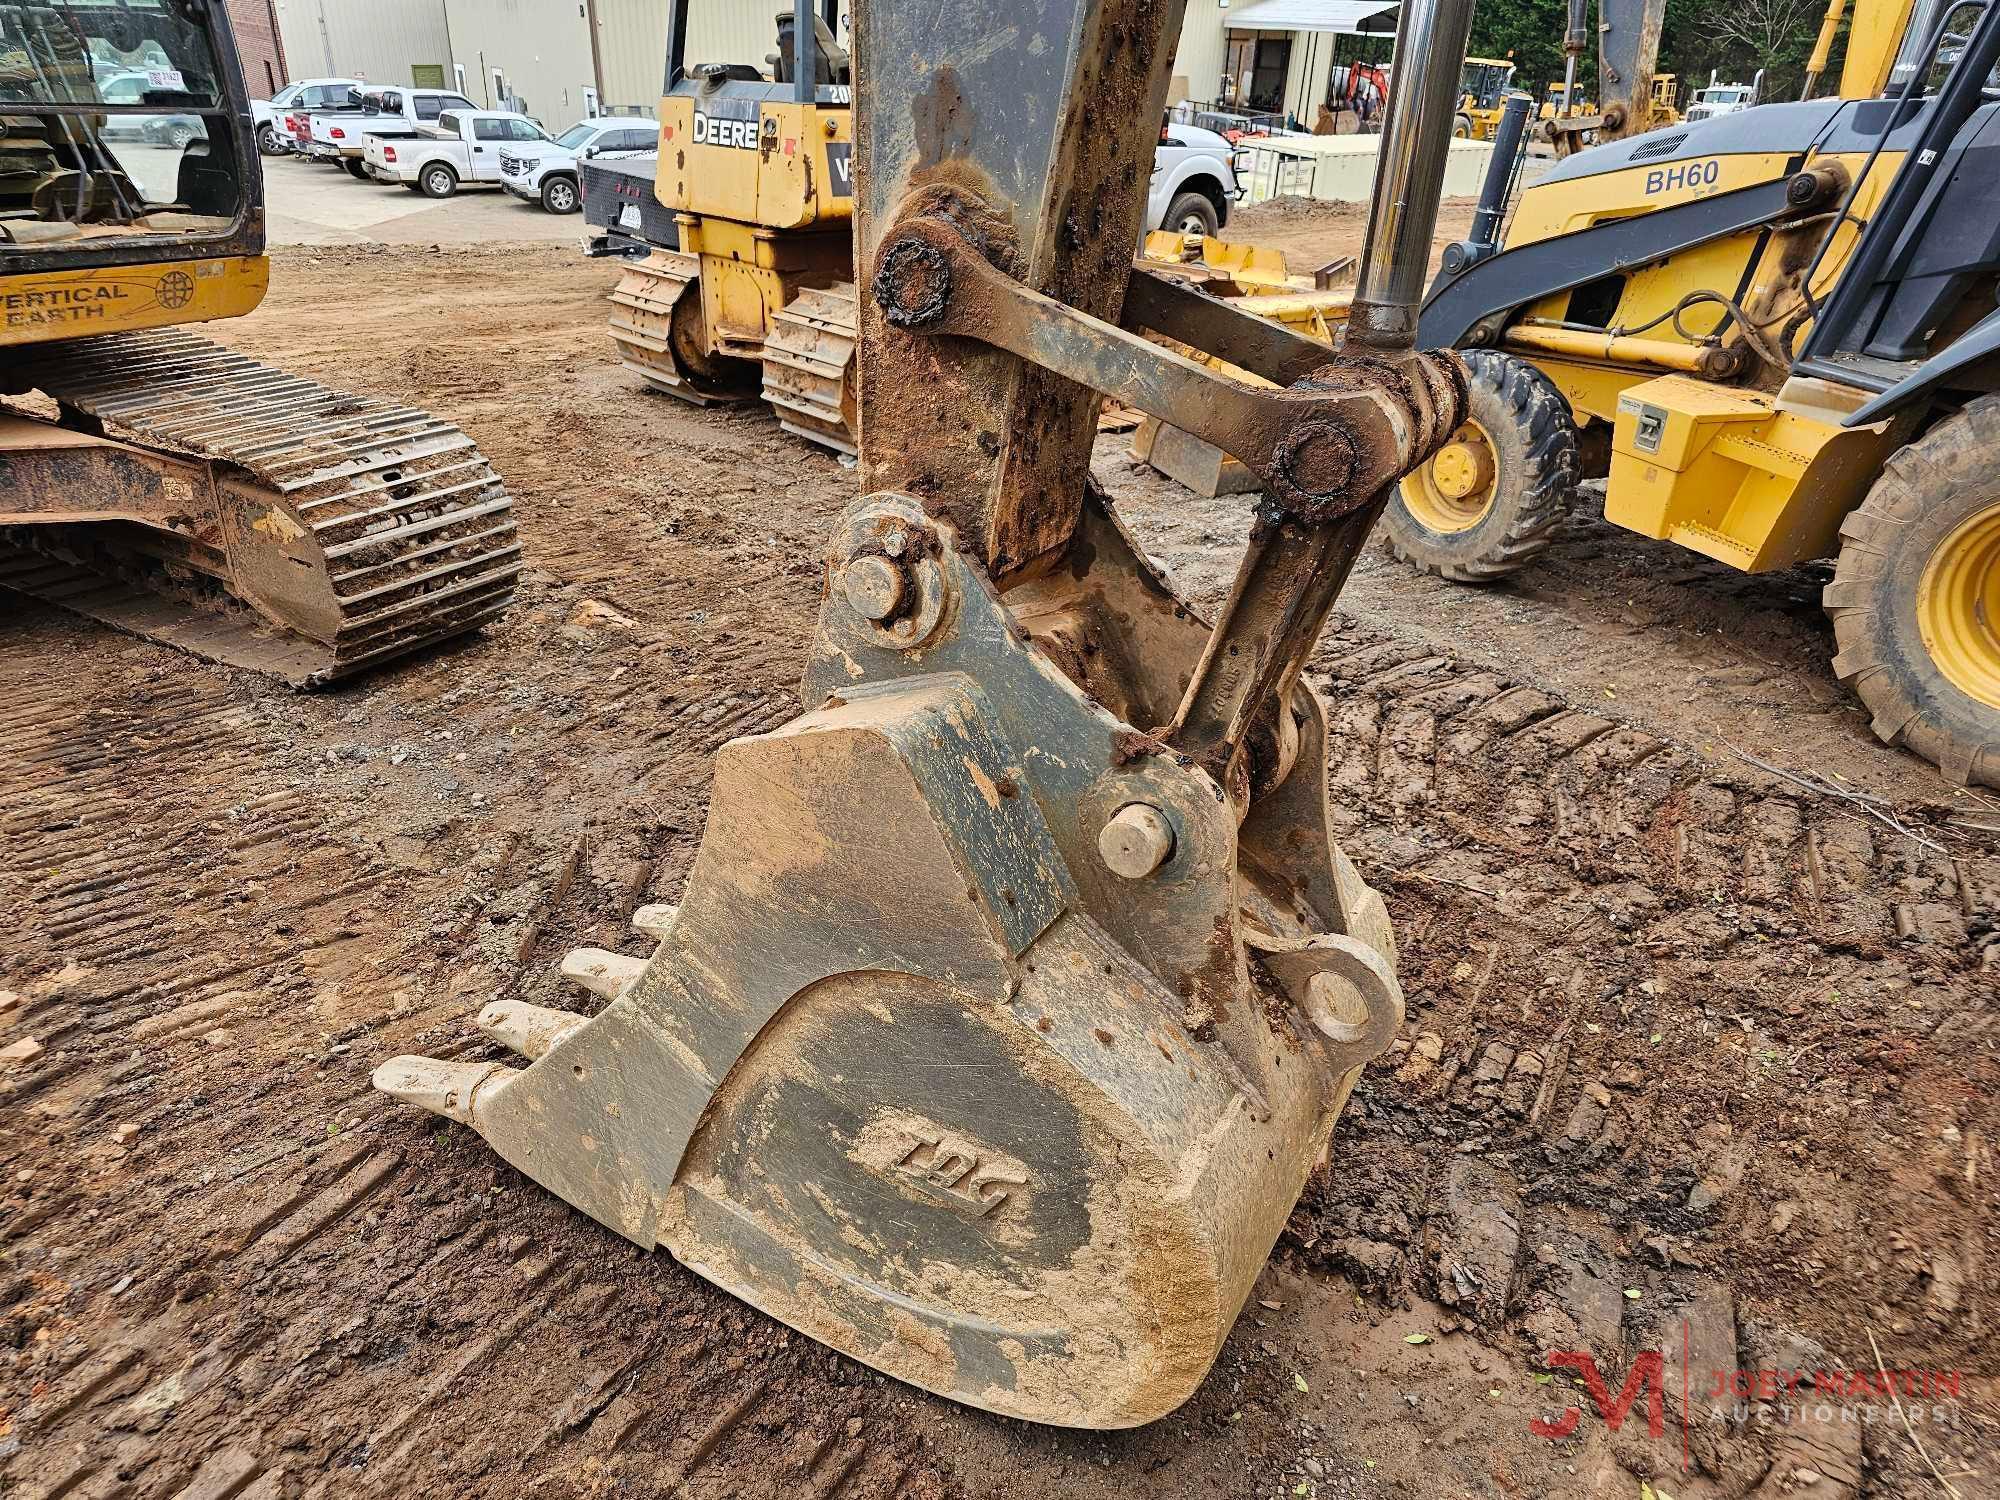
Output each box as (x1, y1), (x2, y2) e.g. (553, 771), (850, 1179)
(0, 0), (518, 683)
(1392, 0), (2000, 788)
(377, 0), (1475, 1430)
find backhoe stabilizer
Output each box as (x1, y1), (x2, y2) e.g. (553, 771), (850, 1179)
(379, 0), (1480, 1428)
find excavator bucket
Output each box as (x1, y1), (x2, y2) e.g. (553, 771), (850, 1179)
(378, 0), (1476, 1428)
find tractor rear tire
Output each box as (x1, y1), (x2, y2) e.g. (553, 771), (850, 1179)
(1384, 349), (1578, 583)
(1826, 398), (2000, 788)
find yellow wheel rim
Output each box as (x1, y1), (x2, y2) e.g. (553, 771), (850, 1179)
(1400, 420), (1499, 534)
(1918, 499), (2000, 710)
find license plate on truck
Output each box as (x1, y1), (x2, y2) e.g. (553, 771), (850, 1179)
(619, 204), (642, 229)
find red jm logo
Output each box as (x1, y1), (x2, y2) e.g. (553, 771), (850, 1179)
(1531, 1350), (1668, 1439)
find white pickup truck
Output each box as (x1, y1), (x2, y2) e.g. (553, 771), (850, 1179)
(306, 86), (479, 177)
(498, 115), (658, 214)
(364, 110), (551, 198)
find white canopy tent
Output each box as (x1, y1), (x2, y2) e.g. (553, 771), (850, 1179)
(1222, 0), (1399, 36)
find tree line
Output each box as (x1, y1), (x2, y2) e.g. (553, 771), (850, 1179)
(1467, 0), (1836, 104)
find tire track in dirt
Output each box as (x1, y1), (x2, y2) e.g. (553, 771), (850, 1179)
(0, 615), (945, 1500)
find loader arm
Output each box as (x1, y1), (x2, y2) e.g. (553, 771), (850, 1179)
(378, 0), (1476, 1429)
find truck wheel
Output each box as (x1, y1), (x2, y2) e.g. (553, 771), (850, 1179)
(166, 123), (196, 149)
(344, 158), (367, 180)
(419, 163), (459, 199)
(541, 175), (580, 214)
(256, 122), (280, 154)
(1826, 398), (2000, 787)
(1385, 350), (1578, 583)
(1162, 190), (1218, 237)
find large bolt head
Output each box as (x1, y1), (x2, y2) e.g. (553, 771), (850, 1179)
(843, 555), (906, 622)
(1098, 803), (1176, 880)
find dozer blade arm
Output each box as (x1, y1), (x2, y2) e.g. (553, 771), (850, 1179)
(379, 0), (1478, 1429)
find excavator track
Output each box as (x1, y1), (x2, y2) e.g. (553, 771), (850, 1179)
(0, 329), (519, 686)
(607, 251), (857, 455)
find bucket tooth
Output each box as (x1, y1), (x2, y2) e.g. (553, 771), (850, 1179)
(559, 947), (648, 1001)
(370, 1056), (516, 1127)
(631, 903), (680, 941)
(476, 1000), (587, 1061)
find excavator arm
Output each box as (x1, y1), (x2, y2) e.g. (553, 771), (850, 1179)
(377, 0), (1473, 1428)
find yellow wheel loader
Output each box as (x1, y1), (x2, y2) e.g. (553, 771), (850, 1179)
(608, 1), (859, 455)
(378, 0), (1477, 1430)
(1392, 0), (2000, 788)
(0, 0), (518, 683)
(1454, 56), (1525, 139)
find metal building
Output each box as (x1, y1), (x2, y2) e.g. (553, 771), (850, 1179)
(269, 0), (455, 89)
(438, 2), (846, 129)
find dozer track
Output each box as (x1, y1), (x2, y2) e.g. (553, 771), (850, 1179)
(761, 283), (857, 457)
(607, 250), (857, 456)
(0, 329), (519, 686)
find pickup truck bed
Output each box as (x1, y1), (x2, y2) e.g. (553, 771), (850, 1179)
(582, 155), (679, 256)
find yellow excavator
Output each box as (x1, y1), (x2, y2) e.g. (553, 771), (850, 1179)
(377, 0), (1474, 1431)
(1, 0), (518, 683)
(1392, 0), (2000, 788)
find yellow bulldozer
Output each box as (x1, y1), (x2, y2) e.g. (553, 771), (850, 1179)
(1392, 0), (2000, 789)
(606, 1), (857, 454)
(0, 0), (518, 682)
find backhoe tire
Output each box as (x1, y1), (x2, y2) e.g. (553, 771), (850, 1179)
(1384, 349), (1578, 583)
(1825, 398), (2000, 788)
(419, 163), (459, 199)
(1453, 112), (1475, 138)
(1162, 190), (1219, 237)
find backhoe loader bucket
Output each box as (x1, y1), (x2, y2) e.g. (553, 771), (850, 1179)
(378, 0), (1478, 1429)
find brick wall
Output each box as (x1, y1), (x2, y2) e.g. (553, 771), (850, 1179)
(225, 0), (289, 97)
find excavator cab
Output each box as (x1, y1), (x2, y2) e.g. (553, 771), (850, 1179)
(0, 0), (254, 282)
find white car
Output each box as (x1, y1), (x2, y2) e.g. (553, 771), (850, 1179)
(1149, 124), (1241, 236)
(499, 116), (659, 214)
(363, 110), (550, 198)
(254, 77), (360, 156)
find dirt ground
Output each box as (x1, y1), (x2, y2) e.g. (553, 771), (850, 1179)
(2, 205), (1996, 1500)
